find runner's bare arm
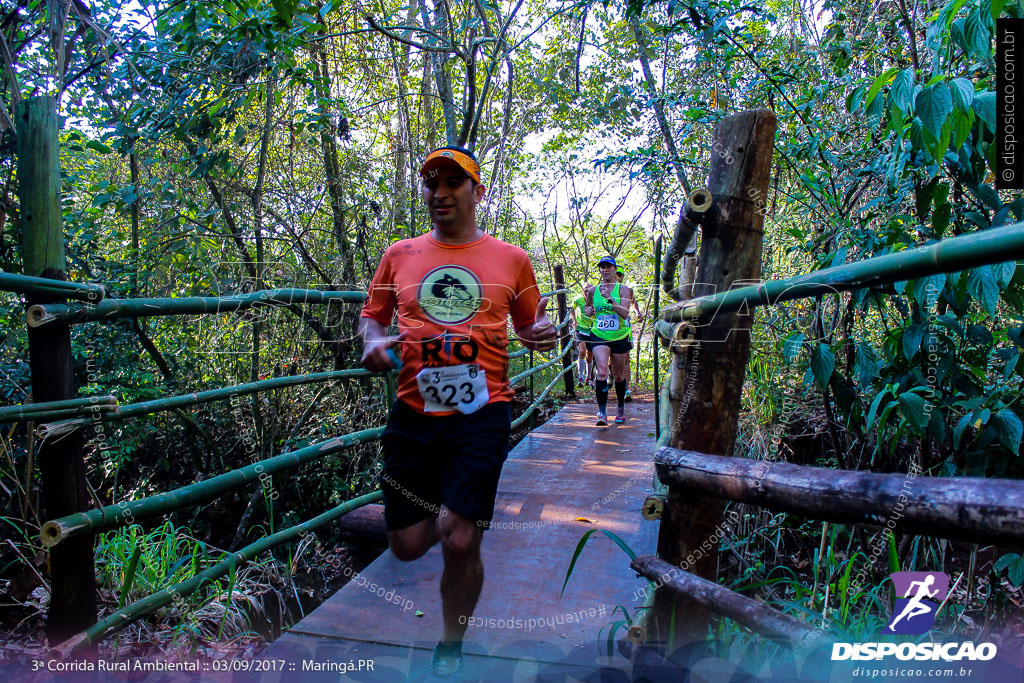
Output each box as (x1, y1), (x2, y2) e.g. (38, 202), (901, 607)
(358, 317), (404, 372)
(607, 285), (632, 319)
(515, 297), (557, 351)
(584, 284), (596, 317)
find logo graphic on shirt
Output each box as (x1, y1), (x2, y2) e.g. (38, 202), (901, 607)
(417, 265), (484, 324)
(886, 571), (949, 634)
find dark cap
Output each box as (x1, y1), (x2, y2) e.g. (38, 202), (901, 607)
(598, 256), (617, 268)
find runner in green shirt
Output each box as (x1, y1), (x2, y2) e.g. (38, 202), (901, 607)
(584, 255), (633, 425)
(616, 265), (642, 402)
(571, 291), (596, 386)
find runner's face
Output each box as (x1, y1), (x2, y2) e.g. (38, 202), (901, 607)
(598, 263), (616, 282)
(422, 165), (484, 232)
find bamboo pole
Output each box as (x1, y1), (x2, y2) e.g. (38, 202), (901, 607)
(653, 320), (697, 352)
(655, 447), (1024, 546)
(553, 264), (575, 398)
(37, 369), (394, 438)
(653, 109), (776, 647)
(632, 555), (825, 649)
(508, 341), (572, 386)
(26, 289), (367, 327)
(3, 404), (116, 424)
(0, 272), (105, 301)
(0, 395), (115, 422)
(52, 490), (384, 655)
(510, 365), (573, 430)
(17, 95), (98, 642)
(662, 221), (1024, 323)
(40, 427), (384, 547)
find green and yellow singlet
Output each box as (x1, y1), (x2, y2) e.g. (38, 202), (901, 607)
(590, 283), (631, 341)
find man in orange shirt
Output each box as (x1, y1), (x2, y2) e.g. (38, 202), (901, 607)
(359, 146), (556, 680)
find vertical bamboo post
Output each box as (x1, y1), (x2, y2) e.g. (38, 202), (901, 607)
(653, 237), (662, 437)
(16, 96), (97, 643)
(652, 109), (777, 649)
(553, 264), (575, 398)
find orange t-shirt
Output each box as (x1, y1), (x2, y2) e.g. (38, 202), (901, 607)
(361, 232), (541, 415)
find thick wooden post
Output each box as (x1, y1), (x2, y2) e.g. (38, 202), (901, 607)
(17, 96), (97, 643)
(553, 264), (575, 397)
(652, 109), (776, 648)
(653, 237), (662, 435)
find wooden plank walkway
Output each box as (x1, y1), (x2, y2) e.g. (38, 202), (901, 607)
(256, 400), (657, 682)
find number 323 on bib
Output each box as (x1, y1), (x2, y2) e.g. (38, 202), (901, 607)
(416, 364), (490, 414)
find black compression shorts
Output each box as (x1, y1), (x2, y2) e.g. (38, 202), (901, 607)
(587, 337), (632, 355)
(379, 400), (512, 531)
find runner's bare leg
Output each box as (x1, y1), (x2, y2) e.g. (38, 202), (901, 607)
(437, 507), (485, 643)
(387, 516), (441, 562)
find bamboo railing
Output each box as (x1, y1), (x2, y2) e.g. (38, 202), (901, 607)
(0, 271), (106, 302)
(40, 427), (385, 547)
(19, 274), (578, 649)
(662, 221), (1024, 323)
(27, 288), (366, 327)
(37, 369), (393, 438)
(54, 490), (384, 655)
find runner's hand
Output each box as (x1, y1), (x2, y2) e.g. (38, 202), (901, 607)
(517, 297), (557, 352)
(361, 330), (406, 372)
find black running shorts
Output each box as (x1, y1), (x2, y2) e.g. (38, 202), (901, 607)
(379, 399), (512, 531)
(587, 337), (632, 355)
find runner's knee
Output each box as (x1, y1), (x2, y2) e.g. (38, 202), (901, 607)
(389, 534), (432, 562)
(438, 516), (482, 561)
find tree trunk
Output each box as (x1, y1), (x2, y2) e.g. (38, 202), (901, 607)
(652, 109), (777, 650)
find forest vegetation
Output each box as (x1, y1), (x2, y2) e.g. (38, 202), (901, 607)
(0, 0), (1020, 663)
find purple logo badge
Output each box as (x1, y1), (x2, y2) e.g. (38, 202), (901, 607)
(887, 571), (949, 634)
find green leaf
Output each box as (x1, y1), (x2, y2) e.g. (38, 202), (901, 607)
(855, 342), (883, 386)
(964, 9), (991, 59)
(866, 93), (884, 127)
(967, 266), (999, 314)
(916, 178), (938, 219)
(1010, 558), (1024, 588)
(811, 343), (835, 390)
(973, 91), (996, 130)
(916, 84), (954, 140)
(889, 68), (915, 114)
(86, 140), (112, 154)
(783, 332), (804, 362)
(119, 545), (143, 608)
(950, 78), (974, 113)
(994, 553), (1021, 572)
(913, 274), (946, 306)
(902, 323), (925, 360)
(561, 529), (636, 597)
(994, 261), (1016, 289)
(898, 392), (930, 432)
(887, 530), (900, 575)
(866, 388), (894, 428)
(865, 67), (900, 109)
(271, 0), (296, 26)
(995, 408), (1023, 455)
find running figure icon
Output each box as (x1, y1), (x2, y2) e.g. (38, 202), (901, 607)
(887, 574), (939, 632)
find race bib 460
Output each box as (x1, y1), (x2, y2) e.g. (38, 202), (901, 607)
(596, 313), (620, 331)
(415, 364), (489, 414)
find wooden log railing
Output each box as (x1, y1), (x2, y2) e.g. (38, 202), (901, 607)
(642, 108), (1024, 662)
(655, 447), (1024, 547)
(631, 555), (825, 649)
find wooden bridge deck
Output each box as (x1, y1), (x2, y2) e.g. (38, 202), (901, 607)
(256, 400), (657, 681)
